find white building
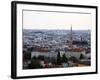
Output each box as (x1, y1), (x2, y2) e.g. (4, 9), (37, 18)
(31, 51), (57, 59)
(31, 49), (86, 60)
(60, 51), (86, 59)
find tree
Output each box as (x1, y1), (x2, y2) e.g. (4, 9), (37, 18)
(62, 54), (68, 63)
(28, 59), (42, 69)
(23, 51), (31, 60)
(80, 54), (84, 59)
(37, 55), (44, 60)
(57, 51), (61, 65)
(51, 57), (56, 64)
(32, 56), (37, 60)
(69, 56), (78, 63)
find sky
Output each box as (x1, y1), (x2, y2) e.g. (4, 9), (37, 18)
(23, 10), (92, 30)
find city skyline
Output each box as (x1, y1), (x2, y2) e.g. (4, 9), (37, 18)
(23, 27), (91, 69)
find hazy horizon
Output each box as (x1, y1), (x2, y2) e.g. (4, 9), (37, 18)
(23, 28), (91, 31)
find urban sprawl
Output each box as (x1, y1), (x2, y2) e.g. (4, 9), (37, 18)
(23, 26), (91, 69)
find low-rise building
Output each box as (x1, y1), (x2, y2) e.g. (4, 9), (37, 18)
(31, 48), (87, 60)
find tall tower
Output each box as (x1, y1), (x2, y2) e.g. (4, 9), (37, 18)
(69, 25), (73, 49)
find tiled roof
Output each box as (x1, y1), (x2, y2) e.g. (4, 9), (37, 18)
(72, 48), (85, 52)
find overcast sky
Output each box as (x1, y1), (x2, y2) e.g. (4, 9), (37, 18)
(23, 10), (91, 30)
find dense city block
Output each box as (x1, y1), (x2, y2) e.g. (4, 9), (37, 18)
(23, 27), (91, 69)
